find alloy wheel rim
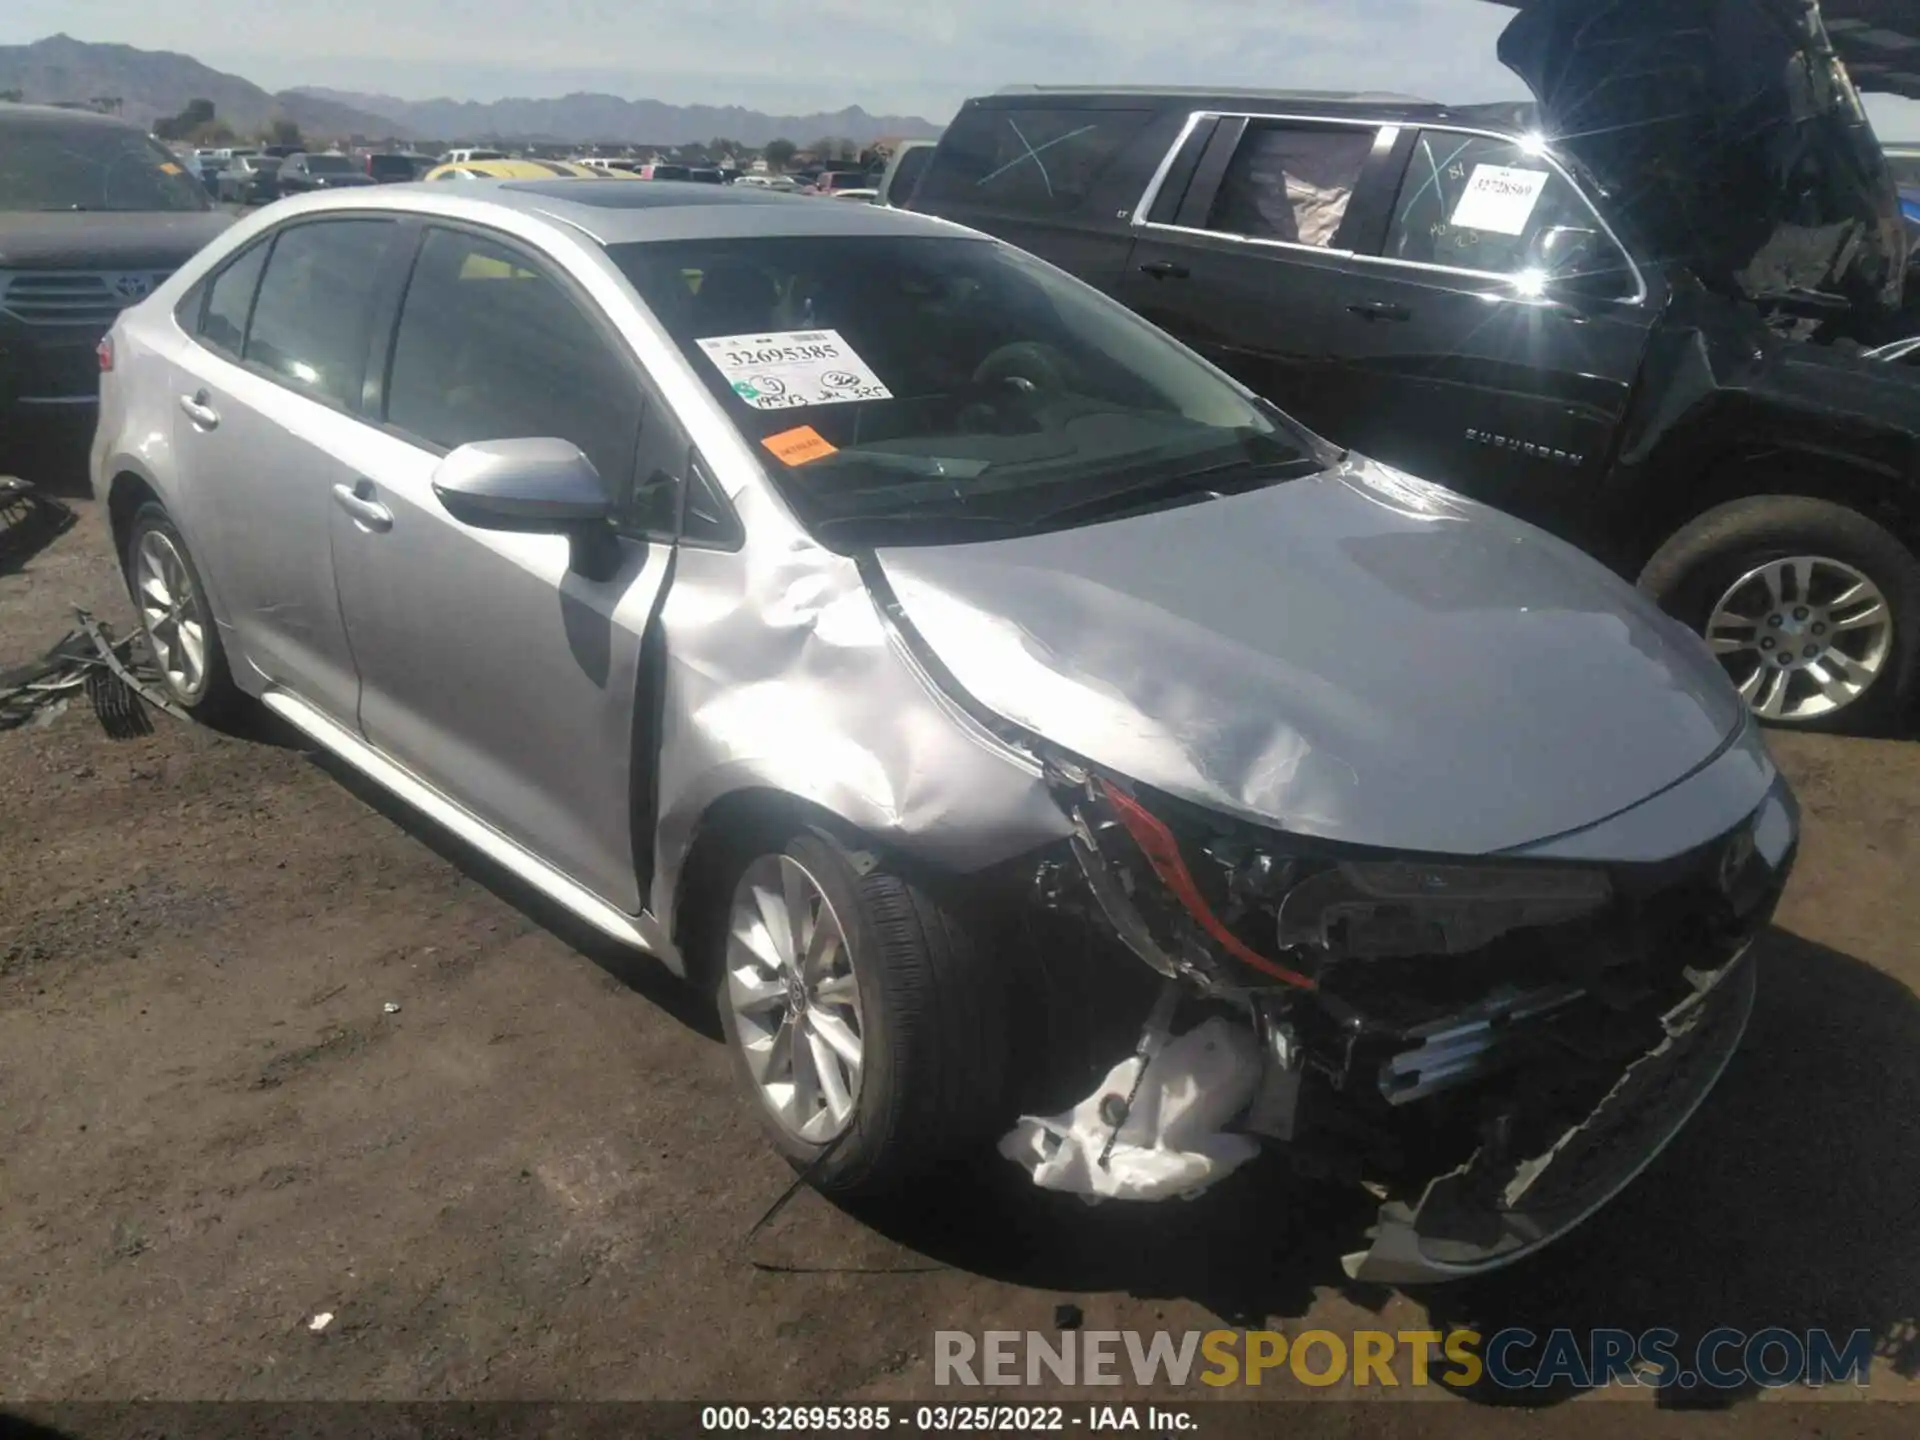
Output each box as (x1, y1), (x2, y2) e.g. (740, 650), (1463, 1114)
(725, 854), (865, 1145)
(134, 530), (209, 702)
(1704, 555), (1893, 722)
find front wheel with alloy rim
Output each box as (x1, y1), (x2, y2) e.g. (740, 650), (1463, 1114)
(1639, 494), (1920, 735)
(712, 828), (1009, 1198)
(124, 502), (243, 722)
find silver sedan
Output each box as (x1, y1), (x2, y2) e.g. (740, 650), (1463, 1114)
(93, 180), (1798, 1283)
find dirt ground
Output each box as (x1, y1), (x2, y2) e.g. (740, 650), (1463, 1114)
(3, 434), (1919, 1415)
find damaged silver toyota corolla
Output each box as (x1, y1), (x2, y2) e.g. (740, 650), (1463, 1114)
(93, 181), (1797, 1285)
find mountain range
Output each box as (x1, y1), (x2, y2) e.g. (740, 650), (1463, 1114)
(0, 34), (941, 146)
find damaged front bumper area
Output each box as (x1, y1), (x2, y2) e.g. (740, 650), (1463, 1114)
(1011, 750), (1798, 1285)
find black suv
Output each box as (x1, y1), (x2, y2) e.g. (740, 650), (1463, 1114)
(1, 104), (231, 453)
(910, 5), (1920, 735)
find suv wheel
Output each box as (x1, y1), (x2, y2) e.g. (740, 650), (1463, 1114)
(124, 502), (243, 722)
(1639, 495), (1920, 734)
(713, 829), (1008, 1198)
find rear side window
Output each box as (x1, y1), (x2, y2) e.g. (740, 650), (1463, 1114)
(383, 227), (642, 489)
(199, 241), (269, 355)
(1205, 123), (1377, 248)
(1383, 130), (1635, 297)
(882, 145), (934, 206)
(917, 106), (1154, 215)
(244, 220), (396, 407)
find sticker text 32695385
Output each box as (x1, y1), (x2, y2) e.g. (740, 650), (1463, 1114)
(695, 329), (893, 411)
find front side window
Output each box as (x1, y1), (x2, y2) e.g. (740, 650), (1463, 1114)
(244, 220), (396, 406)
(1383, 130), (1636, 298)
(612, 234), (1323, 546)
(1205, 123), (1378, 248)
(915, 106), (1154, 216)
(384, 227), (643, 491)
(0, 121), (212, 213)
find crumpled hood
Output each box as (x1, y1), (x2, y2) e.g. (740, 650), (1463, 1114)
(0, 211), (234, 270)
(1498, 0), (1907, 317)
(873, 459), (1746, 856)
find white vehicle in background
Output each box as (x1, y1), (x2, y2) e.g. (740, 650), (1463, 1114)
(736, 173), (801, 192)
(437, 147), (510, 165)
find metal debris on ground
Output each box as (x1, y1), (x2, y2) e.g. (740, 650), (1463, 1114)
(307, 1312), (334, 1333)
(0, 608), (189, 739)
(0, 476), (77, 561)
(382, 1002), (401, 1015)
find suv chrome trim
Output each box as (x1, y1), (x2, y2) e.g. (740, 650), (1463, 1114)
(1129, 111), (1650, 308)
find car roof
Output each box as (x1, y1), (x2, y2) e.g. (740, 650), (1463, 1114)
(0, 100), (148, 131)
(281, 177), (970, 246)
(423, 158), (610, 181)
(969, 85), (1491, 129)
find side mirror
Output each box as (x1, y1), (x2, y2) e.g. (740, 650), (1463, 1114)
(1525, 224), (1600, 275)
(431, 438), (621, 579)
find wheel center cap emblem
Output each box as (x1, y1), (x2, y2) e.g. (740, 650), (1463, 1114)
(786, 972), (807, 1013)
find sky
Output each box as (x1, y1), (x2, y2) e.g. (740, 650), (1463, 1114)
(4, 0), (1919, 136)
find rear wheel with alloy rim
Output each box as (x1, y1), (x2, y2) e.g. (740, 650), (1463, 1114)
(712, 828), (1009, 1198)
(1640, 494), (1920, 735)
(123, 502), (243, 721)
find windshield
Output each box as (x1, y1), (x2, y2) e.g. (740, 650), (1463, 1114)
(0, 121), (212, 213)
(610, 234), (1323, 545)
(304, 155), (354, 174)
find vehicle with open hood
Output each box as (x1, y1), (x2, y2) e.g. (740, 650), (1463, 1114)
(908, 0), (1920, 735)
(91, 178), (1796, 1284)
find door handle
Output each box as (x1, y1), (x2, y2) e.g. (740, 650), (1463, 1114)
(177, 391), (220, 429)
(1139, 260), (1191, 280)
(1347, 301), (1412, 322)
(331, 481), (393, 532)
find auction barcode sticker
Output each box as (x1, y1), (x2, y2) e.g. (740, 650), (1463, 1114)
(695, 329), (893, 411)
(1448, 164), (1551, 236)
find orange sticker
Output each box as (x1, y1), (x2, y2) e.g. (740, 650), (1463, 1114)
(159, 161), (184, 174)
(762, 426), (838, 466)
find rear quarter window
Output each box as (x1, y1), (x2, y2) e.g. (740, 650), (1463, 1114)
(916, 105), (1155, 216)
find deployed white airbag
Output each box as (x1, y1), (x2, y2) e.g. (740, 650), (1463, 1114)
(999, 1017), (1264, 1201)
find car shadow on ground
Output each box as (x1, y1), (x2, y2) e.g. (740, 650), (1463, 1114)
(846, 929), (1920, 1408)
(299, 742), (722, 1042)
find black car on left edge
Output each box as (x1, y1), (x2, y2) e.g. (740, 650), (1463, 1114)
(0, 103), (232, 456)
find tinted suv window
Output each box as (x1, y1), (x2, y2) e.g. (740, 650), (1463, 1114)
(200, 241), (269, 354)
(1205, 123), (1377, 248)
(916, 106), (1154, 215)
(385, 227), (642, 489)
(244, 220), (395, 406)
(1384, 130), (1635, 297)
(0, 118), (211, 213)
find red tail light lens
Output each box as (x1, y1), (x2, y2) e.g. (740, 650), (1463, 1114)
(96, 334), (115, 373)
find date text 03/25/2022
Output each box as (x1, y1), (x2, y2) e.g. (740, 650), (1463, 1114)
(699, 1404), (1196, 1433)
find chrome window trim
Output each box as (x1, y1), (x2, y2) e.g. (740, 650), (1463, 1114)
(1129, 111), (1650, 307)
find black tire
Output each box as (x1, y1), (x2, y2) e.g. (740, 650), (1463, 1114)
(1639, 494), (1920, 735)
(712, 827), (1009, 1198)
(123, 501), (245, 723)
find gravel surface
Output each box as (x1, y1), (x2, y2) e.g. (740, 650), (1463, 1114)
(4, 439), (1918, 1413)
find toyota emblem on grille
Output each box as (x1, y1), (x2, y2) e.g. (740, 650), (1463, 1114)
(113, 274), (153, 302)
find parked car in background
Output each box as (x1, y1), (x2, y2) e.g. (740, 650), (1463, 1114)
(635, 162), (692, 181)
(807, 169), (873, 197)
(92, 177), (1797, 1284)
(191, 147), (228, 190)
(215, 154), (283, 206)
(735, 173), (802, 192)
(363, 152), (433, 183)
(0, 102), (230, 453)
(276, 153), (379, 194)
(423, 158), (629, 182)
(438, 148), (510, 165)
(830, 188), (878, 203)
(261, 144), (306, 160)
(572, 157), (643, 175)
(909, 13), (1920, 735)
(874, 138), (937, 208)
